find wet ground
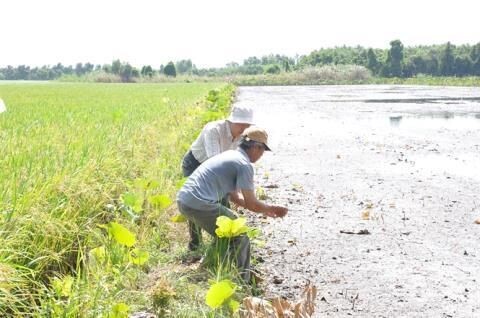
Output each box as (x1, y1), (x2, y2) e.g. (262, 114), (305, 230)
(234, 85), (480, 317)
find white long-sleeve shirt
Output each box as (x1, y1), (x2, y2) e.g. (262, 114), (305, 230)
(190, 120), (240, 163)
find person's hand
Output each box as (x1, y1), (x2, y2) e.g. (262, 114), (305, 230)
(273, 206), (288, 218)
(265, 206), (288, 218)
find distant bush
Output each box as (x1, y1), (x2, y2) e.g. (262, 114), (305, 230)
(93, 72), (123, 83)
(239, 65), (264, 75)
(299, 65), (371, 82)
(58, 71), (123, 83)
(265, 64), (281, 74)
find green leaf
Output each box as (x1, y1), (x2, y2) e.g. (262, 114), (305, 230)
(122, 192), (143, 213)
(170, 214), (187, 223)
(52, 275), (74, 297)
(148, 194), (172, 209)
(129, 248), (149, 265)
(205, 280), (236, 309)
(247, 227), (261, 239)
(256, 186), (268, 200)
(133, 178), (160, 190)
(133, 179), (149, 190)
(109, 303), (129, 318)
(108, 222), (136, 247)
(228, 299), (240, 313)
(89, 246), (106, 262)
(146, 180), (160, 190)
(122, 192), (137, 206)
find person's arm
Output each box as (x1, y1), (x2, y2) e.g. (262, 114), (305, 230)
(240, 189), (288, 218)
(229, 190), (245, 207)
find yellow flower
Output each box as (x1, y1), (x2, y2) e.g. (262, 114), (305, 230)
(215, 216), (249, 238)
(205, 279), (236, 309)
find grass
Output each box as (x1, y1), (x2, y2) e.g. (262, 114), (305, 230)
(371, 74), (480, 86)
(56, 66), (480, 87)
(0, 82), (235, 316)
(228, 68), (480, 86)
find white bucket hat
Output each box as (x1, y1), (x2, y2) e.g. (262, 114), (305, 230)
(228, 106), (254, 124)
(0, 99), (6, 113)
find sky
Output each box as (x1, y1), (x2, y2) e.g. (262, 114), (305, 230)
(1, 0), (479, 69)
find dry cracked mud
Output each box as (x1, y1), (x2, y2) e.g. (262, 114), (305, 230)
(235, 85), (480, 317)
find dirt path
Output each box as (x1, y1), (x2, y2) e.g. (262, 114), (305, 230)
(235, 85), (480, 317)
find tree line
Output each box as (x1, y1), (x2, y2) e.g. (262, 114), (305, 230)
(0, 60), (182, 81)
(301, 40), (480, 77)
(1, 40), (480, 81)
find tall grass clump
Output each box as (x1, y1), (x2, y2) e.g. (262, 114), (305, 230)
(230, 65), (372, 86)
(0, 82), (235, 316)
(58, 71), (123, 83)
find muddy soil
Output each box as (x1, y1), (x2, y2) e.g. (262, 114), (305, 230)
(235, 85), (480, 317)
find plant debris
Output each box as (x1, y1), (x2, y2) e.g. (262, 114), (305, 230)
(241, 282), (317, 318)
(339, 229), (371, 235)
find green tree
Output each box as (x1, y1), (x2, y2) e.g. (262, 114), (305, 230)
(424, 50), (439, 75)
(120, 63), (134, 82)
(366, 48), (380, 74)
(84, 63), (94, 73)
(385, 40), (404, 77)
(243, 56), (261, 65)
(473, 58), (480, 76)
(470, 43), (480, 75)
(102, 64), (112, 73)
(111, 59), (122, 75)
(439, 42), (455, 76)
(239, 65), (263, 75)
(141, 65), (153, 77)
(175, 59), (193, 74)
(454, 56), (472, 76)
(163, 62), (177, 77)
(469, 42), (480, 62)
(17, 65), (30, 79)
(75, 63), (83, 75)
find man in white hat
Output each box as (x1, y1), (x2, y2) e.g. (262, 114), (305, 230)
(177, 126), (288, 282)
(182, 106), (254, 250)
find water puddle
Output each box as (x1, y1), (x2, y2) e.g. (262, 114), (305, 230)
(388, 112), (480, 130)
(312, 97), (480, 104)
(307, 111), (480, 135)
(364, 97), (480, 104)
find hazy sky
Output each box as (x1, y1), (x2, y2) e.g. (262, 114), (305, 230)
(1, 0), (479, 68)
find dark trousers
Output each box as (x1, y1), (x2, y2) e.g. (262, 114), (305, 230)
(181, 150), (203, 250)
(181, 150), (230, 250)
(177, 201), (251, 282)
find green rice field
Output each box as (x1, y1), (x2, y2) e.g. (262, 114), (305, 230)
(0, 82), (233, 316)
